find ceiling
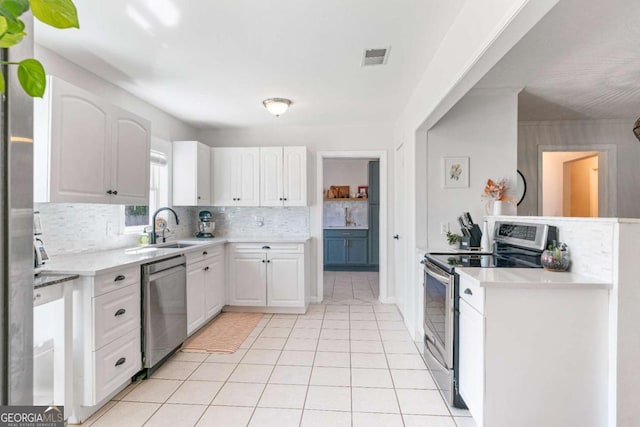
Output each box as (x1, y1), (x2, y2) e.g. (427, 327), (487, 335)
(35, 0), (465, 129)
(476, 0), (640, 121)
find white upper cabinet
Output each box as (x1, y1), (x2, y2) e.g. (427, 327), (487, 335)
(34, 76), (150, 204)
(110, 107), (151, 205)
(260, 146), (307, 207)
(211, 147), (260, 206)
(173, 141), (211, 206)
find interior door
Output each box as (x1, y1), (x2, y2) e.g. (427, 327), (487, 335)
(394, 143), (407, 311)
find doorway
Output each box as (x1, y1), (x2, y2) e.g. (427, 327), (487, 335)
(538, 145), (617, 217)
(315, 151), (388, 304)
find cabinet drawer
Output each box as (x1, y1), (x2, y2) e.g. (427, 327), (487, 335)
(459, 275), (484, 314)
(93, 329), (141, 404)
(187, 244), (224, 265)
(324, 229), (368, 238)
(95, 267), (140, 297)
(94, 284), (141, 350)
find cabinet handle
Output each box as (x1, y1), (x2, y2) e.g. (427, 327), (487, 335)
(267, 260), (271, 263)
(114, 308), (126, 317)
(203, 251), (208, 255)
(112, 190), (118, 195)
(204, 266), (209, 271)
(393, 234), (400, 240)
(283, 198), (287, 201)
(198, 196), (201, 200)
(262, 246), (271, 250)
(114, 275), (126, 282)
(464, 288), (473, 296)
(261, 259), (266, 263)
(115, 357), (126, 367)
(279, 198), (283, 201)
(106, 190), (113, 195)
(344, 240), (348, 247)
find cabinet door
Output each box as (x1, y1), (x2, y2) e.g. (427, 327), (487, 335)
(45, 78), (111, 203)
(346, 237), (368, 265)
(211, 148), (236, 206)
(110, 107), (151, 205)
(205, 251), (225, 318)
(324, 238), (347, 265)
(283, 147), (307, 206)
(228, 252), (266, 306)
(267, 253), (304, 307)
(459, 299), (485, 425)
(235, 148), (260, 206)
(196, 142), (211, 205)
(368, 205), (380, 265)
(368, 160), (380, 205)
(260, 147), (284, 207)
(187, 263), (206, 335)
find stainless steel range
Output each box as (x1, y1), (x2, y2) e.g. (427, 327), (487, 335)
(421, 221), (558, 408)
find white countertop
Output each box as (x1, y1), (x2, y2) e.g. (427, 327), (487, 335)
(41, 236), (311, 276)
(457, 267), (612, 290)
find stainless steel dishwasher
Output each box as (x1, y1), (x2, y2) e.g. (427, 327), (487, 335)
(142, 255), (187, 371)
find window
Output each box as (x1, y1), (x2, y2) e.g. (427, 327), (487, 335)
(125, 149), (169, 230)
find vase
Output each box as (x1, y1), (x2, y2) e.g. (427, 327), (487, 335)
(492, 200), (504, 215)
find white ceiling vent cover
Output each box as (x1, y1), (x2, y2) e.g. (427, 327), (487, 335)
(362, 47), (390, 66)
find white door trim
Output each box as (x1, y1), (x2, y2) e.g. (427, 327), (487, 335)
(315, 151), (388, 303)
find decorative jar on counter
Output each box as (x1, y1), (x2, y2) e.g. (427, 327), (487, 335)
(541, 241), (570, 272)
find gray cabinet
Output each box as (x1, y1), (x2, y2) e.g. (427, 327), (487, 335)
(368, 161), (380, 267)
(323, 229), (369, 270)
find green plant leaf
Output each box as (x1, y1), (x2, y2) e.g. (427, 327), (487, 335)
(0, 29), (24, 47)
(0, 72), (5, 94)
(5, 16), (23, 33)
(17, 58), (45, 97)
(0, 16), (8, 37)
(30, 0), (79, 29)
(1, 0), (29, 17)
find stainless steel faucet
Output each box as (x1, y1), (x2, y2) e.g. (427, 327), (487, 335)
(345, 207), (354, 226)
(151, 207), (180, 244)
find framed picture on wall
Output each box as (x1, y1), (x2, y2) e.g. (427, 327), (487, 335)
(357, 186), (368, 198)
(443, 156), (469, 188)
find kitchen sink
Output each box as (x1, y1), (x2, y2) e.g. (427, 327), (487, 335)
(159, 243), (199, 249)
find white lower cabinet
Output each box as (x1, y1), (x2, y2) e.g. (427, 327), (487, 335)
(458, 299), (484, 424)
(73, 269), (142, 409)
(227, 243), (308, 311)
(186, 245), (225, 335)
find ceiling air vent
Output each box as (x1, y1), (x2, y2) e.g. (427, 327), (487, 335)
(362, 47), (390, 66)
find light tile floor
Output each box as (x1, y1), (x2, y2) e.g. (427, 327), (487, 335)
(79, 272), (477, 427)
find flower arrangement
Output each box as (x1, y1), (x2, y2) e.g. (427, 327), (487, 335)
(482, 178), (510, 201)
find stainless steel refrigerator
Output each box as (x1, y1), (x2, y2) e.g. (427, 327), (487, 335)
(0, 15), (34, 405)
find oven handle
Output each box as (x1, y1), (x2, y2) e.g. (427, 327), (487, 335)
(424, 261), (451, 284)
(425, 334), (449, 371)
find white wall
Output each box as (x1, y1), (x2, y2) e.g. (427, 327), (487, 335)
(35, 45), (199, 142)
(390, 0), (559, 339)
(427, 91), (519, 250)
(323, 159), (369, 196)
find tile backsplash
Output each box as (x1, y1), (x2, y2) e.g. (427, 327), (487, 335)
(36, 203), (198, 255)
(323, 201), (368, 227)
(36, 203), (309, 255)
(207, 207), (309, 238)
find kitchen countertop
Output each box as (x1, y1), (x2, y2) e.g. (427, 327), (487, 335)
(40, 236), (311, 276)
(457, 267), (612, 290)
(34, 273), (79, 289)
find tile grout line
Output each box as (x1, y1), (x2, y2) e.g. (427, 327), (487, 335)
(298, 304), (325, 427)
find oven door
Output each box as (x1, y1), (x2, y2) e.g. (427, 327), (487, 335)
(423, 260), (454, 370)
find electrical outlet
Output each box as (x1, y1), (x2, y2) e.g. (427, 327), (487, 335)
(256, 216), (264, 227)
(440, 222), (450, 235)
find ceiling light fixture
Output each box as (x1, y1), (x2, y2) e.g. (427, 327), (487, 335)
(263, 98), (292, 117)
